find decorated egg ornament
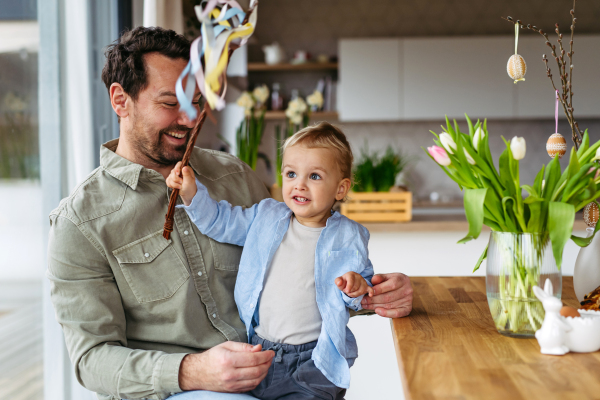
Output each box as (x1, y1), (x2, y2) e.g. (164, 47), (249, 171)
(507, 54), (527, 83)
(584, 202), (599, 228)
(507, 23), (526, 84)
(546, 133), (567, 158)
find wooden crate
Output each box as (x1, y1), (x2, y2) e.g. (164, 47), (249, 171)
(340, 191), (412, 222)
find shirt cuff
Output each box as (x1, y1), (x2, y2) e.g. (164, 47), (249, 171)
(153, 352), (187, 398)
(175, 178), (203, 210)
(341, 293), (364, 311)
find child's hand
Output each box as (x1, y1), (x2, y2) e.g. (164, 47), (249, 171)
(335, 272), (374, 298)
(166, 162), (197, 206)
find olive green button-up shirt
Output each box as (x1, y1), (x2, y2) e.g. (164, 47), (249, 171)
(47, 139), (269, 400)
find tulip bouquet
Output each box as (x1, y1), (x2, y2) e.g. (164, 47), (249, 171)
(426, 115), (600, 335)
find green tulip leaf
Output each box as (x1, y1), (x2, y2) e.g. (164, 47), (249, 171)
(472, 245), (488, 272)
(458, 188), (488, 244)
(548, 201), (575, 270)
(577, 129), (589, 158)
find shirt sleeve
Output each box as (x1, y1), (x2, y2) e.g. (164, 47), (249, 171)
(47, 215), (186, 400)
(177, 178), (263, 246)
(341, 226), (375, 312)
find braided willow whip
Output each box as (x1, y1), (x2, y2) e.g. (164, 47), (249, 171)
(163, 104), (208, 239)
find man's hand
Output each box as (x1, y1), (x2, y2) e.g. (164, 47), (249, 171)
(166, 162), (197, 206)
(335, 272), (374, 298)
(360, 273), (413, 318)
(179, 341), (274, 393)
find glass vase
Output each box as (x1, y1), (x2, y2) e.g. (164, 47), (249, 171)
(486, 232), (562, 338)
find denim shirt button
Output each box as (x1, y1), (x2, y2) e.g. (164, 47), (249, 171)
(212, 313), (216, 318)
(144, 252), (149, 257)
(184, 230), (189, 235)
(197, 271), (202, 277)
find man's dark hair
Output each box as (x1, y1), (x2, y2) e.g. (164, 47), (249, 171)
(101, 26), (190, 100)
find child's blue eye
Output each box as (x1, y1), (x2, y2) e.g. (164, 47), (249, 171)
(310, 173), (321, 180)
(287, 171), (296, 178)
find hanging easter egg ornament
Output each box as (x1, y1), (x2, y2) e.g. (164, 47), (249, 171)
(584, 202), (600, 228)
(547, 133), (567, 158)
(507, 23), (526, 83)
(547, 91), (567, 158)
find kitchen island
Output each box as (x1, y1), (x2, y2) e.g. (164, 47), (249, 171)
(391, 277), (600, 400)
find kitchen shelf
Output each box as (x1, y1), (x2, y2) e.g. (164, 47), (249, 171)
(247, 62), (338, 72)
(263, 111), (338, 120)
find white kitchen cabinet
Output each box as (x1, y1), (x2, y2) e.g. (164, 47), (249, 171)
(338, 35), (600, 122)
(338, 38), (403, 121)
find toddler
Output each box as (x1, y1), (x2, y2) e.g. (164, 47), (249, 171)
(167, 122), (374, 399)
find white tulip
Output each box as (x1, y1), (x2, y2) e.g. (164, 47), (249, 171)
(510, 136), (526, 160)
(594, 147), (600, 161)
(542, 180), (546, 191)
(473, 127), (485, 152)
(464, 148), (476, 165)
(439, 133), (457, 155)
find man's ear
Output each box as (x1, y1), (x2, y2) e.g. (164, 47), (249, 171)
(335, 178), (352, 201)
(110, 83), (131, 120)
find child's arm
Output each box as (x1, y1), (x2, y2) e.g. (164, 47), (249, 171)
(167, 162), (261, 246)
(334, 226), (375, 311)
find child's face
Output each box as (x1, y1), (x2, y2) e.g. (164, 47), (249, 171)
(281, 144), (351, 227)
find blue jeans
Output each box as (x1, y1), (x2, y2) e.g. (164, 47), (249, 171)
(167, 392), (257, 399)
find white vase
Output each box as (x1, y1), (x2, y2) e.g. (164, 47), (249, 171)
(573, 227), (600, 302)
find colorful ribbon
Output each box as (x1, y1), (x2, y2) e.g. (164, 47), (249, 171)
(176, 0), (258, 119)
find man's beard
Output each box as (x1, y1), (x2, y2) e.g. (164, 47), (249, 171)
(131, 122), (193, 167)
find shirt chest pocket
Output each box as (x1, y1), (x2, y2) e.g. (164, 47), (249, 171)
(208, 238), (243, 272)
(327, 249), (360, 276)
(113, 230), (189, 303)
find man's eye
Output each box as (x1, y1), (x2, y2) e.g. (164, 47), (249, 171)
(165, 103), (177, 107)
(310, 173), (321, 180)
(286, 171), (296, 178)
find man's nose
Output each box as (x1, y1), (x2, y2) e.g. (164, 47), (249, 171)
(177, 109), (196, 129)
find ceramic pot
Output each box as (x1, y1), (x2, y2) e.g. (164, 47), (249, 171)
(573, 228), (600, 302)
(262, 43), (285, 65)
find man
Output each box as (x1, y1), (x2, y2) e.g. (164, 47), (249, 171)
(47, 27), (413, 400)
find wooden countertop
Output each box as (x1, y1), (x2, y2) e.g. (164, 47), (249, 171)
(391, 277), (600, 400)
(364, 219), (588, 233)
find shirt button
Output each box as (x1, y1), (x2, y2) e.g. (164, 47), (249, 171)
(212, 313), (216, 318)
(197, 271), (202, 277)
(144, 253), (149, 257)
(184, 230), (189, 235)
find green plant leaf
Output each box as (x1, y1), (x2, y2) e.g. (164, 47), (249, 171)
(472, 245), (488, 272)
(458, 188), (488, 244)
(543, 156), (561, 200)
(577, 129), (590, 158)
(548, 201), (575, 270)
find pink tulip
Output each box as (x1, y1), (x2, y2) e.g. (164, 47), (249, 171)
(428, 145), (451, 166)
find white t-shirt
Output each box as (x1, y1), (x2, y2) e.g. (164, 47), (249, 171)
(254, 216), (324, 345)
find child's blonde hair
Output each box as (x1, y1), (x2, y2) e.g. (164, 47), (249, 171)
(282, 122), (354, 182)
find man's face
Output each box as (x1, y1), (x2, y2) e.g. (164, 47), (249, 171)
(127, 53), (200, 167)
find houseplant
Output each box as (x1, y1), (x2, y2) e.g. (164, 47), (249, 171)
(426, 115), (600, 337)
(223, 85), (271, 171)
(341, 145), (413, 223)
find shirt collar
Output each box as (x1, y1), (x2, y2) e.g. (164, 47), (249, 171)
(100, 139), (145, 190)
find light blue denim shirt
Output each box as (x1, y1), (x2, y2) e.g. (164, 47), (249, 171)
(178, 179), (374, 389)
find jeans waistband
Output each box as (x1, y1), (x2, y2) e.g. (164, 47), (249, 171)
(251, 335), (317, 363)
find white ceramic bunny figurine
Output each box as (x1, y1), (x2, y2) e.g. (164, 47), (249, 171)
(533, 279), (571, 355)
